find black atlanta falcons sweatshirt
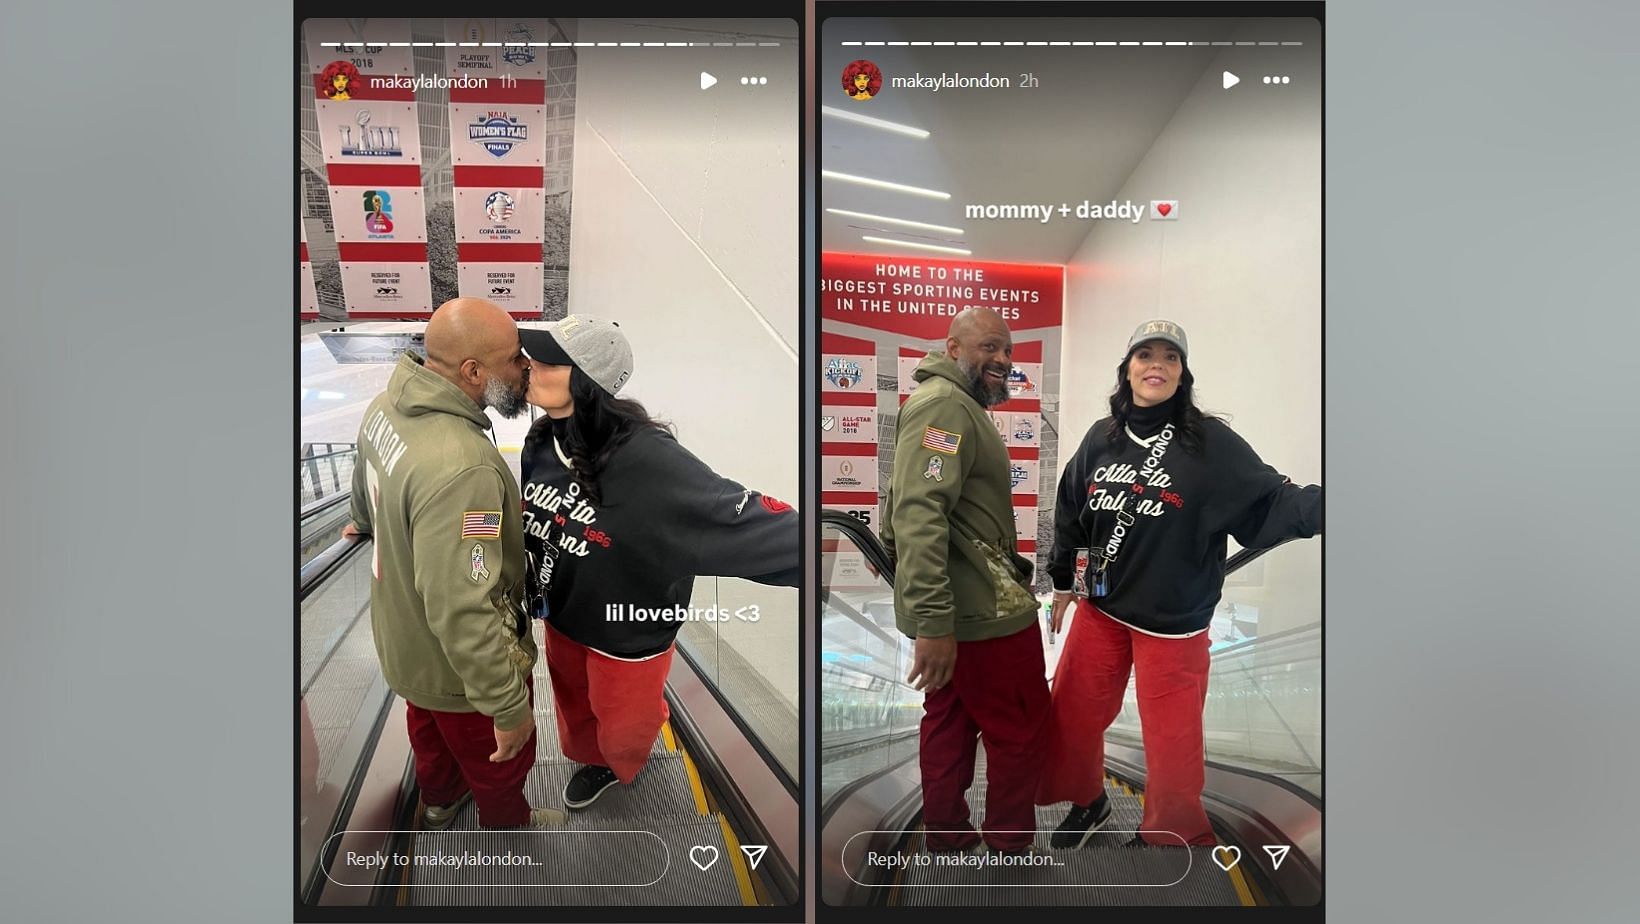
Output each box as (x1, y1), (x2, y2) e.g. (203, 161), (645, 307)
(520, 417), (801, 658)
(1047, 403), (1323, 636)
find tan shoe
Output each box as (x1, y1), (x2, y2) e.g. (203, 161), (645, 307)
(422, 790), (473, 830)
(529, 807), (568, 826)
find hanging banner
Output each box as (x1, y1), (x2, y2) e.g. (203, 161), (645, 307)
(300, 221), (318, 320)
(822, 253), (1063, 573)
(305, 19), (430, 317)
(446, 20), (549, 319)
(338, 262), (435, 316)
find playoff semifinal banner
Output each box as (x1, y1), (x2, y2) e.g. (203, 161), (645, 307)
(305, 19), (432, 317)
(446, 19), (549, 319)
(822, 252), (1064, 575)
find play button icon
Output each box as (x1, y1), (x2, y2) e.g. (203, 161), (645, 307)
(1223, 71), (1240, 89)
(701, 71), (718, 90)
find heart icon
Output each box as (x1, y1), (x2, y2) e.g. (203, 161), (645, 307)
(1211, 845), (1241, 871)
(689, 845), (719, 871)
(1157, 203), (1173, 217)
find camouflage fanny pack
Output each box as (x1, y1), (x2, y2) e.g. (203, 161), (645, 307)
(950, 518), (1038, 622)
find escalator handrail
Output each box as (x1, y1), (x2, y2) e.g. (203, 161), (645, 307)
(300, 489), (352, 523)
(820, 510), (896, 581)
(300, 533), (367, 601)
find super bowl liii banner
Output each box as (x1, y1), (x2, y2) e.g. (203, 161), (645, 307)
(821, 252), (1064, 582)
(446, 19), (549, 318)
(305, 19), (433, 317)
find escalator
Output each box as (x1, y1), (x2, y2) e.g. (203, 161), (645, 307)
(298, 503), (799, 909)
(819, 510), (1323, 907)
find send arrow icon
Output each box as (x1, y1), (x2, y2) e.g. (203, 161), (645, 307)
(740, 845), (768, 869)
(1263, 845), (1291, 870)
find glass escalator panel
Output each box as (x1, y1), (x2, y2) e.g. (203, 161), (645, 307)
(819, 518), (922, 808)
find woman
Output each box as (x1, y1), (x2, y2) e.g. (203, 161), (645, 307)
(517, 315), (800, 810)
(1037, 319), (1322, 849)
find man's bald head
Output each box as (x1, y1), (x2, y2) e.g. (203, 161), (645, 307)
(422, 298), (530, 416)
(947, 307), (1010, 346)
(944, 307), (1014, 408)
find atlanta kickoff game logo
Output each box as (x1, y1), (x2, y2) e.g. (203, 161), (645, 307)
(826, 357), (864, 389)
(469, 111), (529, 158)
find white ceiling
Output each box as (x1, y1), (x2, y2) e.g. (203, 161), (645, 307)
(820, 18), (1246, 264)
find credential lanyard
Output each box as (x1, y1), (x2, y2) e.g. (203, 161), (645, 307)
(1083, 421), (1176, 597)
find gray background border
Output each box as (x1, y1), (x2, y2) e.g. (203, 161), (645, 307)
(2, 1), (1637, 922)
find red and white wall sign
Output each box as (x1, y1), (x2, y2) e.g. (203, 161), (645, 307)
(299, 222), (318, 320)
(305, 20), (432, 317)
(822, 252), (1064, 579)
(446, 19), (549, 319)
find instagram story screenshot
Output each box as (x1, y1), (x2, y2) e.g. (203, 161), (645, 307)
(818, 3), (1322, 916)
(296, 10), (802, 920)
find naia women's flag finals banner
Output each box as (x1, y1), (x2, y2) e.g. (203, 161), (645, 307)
(821, 252), (1064, 577)
(305, 19), (433, 317)
(446, 19), (549, 318)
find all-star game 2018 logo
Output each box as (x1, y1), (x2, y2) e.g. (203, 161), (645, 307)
(468, 111), (529, 158)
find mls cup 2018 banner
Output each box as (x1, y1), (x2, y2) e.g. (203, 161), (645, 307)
(821, 252), (1064, 588)
(446, 19), (549, 319)
(306, 20), (432, 317)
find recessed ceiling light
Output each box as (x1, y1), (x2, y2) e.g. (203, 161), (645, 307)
(821, 105), (931, 139)
(822, 170), (951, 200)
(825, 208), (963, 236)
(862, 235), (972, 256)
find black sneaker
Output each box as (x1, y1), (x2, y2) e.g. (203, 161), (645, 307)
(1050, 794), (1113, 849)
(563, 765), (620, 809)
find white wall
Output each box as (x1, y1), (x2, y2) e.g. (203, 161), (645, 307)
(1061, 20), (1322, 634)
(566, 21), (797, 501)
(565, 22), (800, 714)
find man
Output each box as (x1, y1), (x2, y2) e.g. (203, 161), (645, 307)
(879, 307), (1050, 854)
(346, 298), (563, 829)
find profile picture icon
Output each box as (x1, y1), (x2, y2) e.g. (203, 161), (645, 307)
(842, 60), (883, 101)
(320, 60), (362, 100)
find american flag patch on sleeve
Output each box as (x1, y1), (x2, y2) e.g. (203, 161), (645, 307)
(922, 426), (962, 454)
(461, 511), (502, 538)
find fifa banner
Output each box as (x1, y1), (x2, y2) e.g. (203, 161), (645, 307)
(299, 221), (318, 320)
(305, 19), (433, 317)
(446, 19), (549, 318)
(821, 252), (1063, 587)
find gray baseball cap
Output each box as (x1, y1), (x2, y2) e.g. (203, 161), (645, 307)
(519, 315), (634, 396)
(1126, 319), (1188, 359)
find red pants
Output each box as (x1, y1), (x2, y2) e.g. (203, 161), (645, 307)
(542, 621), (673, 784)
(1036, 600), (1215, 846)
(919, 625), (1051, 851)
(405, 677), (536, 828)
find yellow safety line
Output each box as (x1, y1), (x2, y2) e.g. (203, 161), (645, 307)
(716, 813), (760, 906)
(1226, 856), (1258, 906)
(661, 721), (679, 752)
(677, 739), (712, 816)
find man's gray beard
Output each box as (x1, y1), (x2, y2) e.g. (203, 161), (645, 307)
(483, 375), (529, 418)
(955, 356), (1011, 408)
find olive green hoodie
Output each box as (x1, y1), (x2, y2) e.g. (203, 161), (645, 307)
(349, 353), (536, 731)
(879, 352), (1040, 642)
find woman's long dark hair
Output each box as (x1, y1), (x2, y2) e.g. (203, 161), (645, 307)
(546, 367), (672, 505)
(1104, 351), (1218, 455)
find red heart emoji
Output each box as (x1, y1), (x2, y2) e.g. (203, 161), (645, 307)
(1157, 203), (1173, 217)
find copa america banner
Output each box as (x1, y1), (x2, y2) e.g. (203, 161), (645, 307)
(305, 19), (432, 317)
(446, 19), (549, 318)
(821, 252), (1064, 577)
(299, 221), (318, 320)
